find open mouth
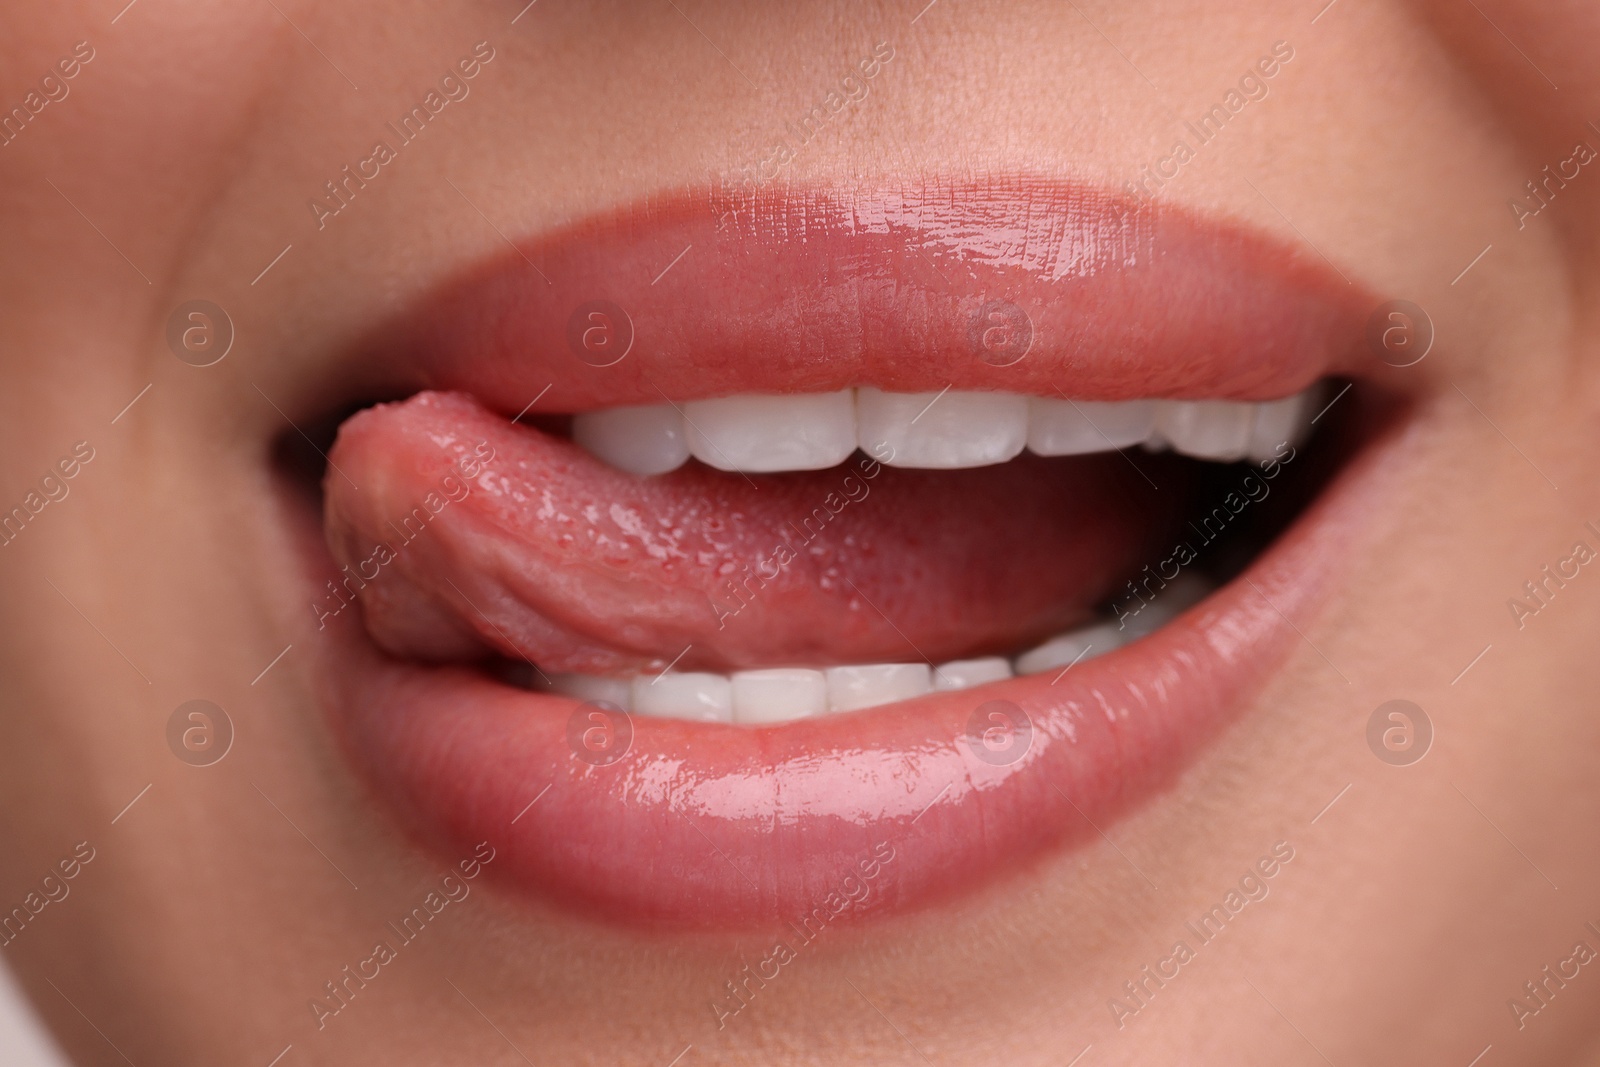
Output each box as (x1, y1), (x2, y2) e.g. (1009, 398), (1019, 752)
(292, 179), (1398, 929)
(330, 385), (1320, 714)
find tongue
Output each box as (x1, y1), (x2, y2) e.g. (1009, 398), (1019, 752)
(322, 391), (1175, 674)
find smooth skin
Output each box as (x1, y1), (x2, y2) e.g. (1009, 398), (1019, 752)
(2, 1), (1599, 1063)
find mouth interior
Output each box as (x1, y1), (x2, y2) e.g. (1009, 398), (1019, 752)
(288, 383), (1349, 727)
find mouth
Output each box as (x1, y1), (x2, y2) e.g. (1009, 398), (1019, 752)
(293, 178), (1399, 929)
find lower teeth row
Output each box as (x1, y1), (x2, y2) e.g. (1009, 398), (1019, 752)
(535, 577), (1212, 725)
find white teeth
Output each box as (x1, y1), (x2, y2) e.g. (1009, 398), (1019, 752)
(572, 388), (1320, 473)
(684, 391), (857, 473)
(543, 581), (1217, 723)
(731, 668), (828, 724)
(931, 657), (1014, 691)
(1155, 400), (1257, 462)
(856, 388), (1028, 469)
(1246, 388), (1317, 464)
(631, 672), (733, 723)
(1027, 398), (1157, 455)
(824, 663), (932, 713)
(571, 403), (690, 476)
(1012, 621), (1127, 676)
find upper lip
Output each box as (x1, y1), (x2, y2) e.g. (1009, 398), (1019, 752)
(307, 176), (1390, 929)
(359, 177), (1368, 413)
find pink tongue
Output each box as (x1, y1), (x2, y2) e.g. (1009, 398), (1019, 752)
(322, 392), (1170, 674)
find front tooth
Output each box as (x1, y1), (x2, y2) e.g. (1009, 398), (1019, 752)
(571, 403), (690, 476)
(1246, 388), (1316, 464)
(825, 663), (932, 712)
(631, 672), (733, 722)
(547, 672), (633, 710)
(731, 668), (828, 724)
(931, 657), (1013, 691)
(857, 388), (1028, 469)
(683, 391), (856, 473)
(1013, 622), (1127, 676)
(1156, 400), (1255, 461)
(1028, 398), (1157, 455)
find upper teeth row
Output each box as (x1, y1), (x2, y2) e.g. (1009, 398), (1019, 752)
(572, 388), (1317, 475)
(536, 577), (1208, 725)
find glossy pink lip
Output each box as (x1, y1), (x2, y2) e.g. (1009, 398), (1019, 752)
(314, 180), (1384, 928)
(369, 177), (1367, 410)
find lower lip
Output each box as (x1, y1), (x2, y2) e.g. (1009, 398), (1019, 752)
(316, 426), (1384, 929)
